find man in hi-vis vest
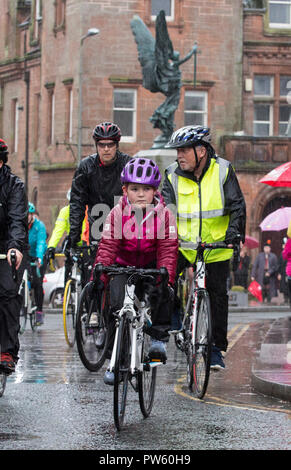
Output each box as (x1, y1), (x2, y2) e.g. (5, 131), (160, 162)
(162, 125), (246, 370)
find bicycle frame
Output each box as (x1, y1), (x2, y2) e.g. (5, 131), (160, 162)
(108, 283), (156, 376)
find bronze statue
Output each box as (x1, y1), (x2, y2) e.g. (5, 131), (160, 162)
(131, 10), (197, 148)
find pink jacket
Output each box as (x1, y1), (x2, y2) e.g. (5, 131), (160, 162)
(282, 238), (291, 277)
(95, 192), (178, 285)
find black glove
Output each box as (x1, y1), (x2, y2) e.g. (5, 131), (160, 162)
(225, 232), (241, 245)
(167, 284), (174, 303)
(46, 247), (55, 261)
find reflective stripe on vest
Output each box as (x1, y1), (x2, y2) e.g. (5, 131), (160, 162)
(167, 157), (233, 263)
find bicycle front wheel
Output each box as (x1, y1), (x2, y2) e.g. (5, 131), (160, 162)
(63, 279), (76, 347)
(75, 283), (108, 371)
(0, 372), (7, 397)
(191, 291), (212, 399)
(138, 332), (157, 418)
(114, 317), (131, 431)
(19, 284), (27, 334)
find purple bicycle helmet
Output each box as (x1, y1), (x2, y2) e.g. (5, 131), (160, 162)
(121, 158), (161, 188)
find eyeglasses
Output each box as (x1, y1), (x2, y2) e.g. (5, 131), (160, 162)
(97, 142), (116, 149)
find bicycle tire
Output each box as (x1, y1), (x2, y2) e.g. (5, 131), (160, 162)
(19, 283), (27, 334)
(75, 283), (108, 371)
(29, 308), (37, 331)
(0, 372), (7, 397)
(114, 317), (131, 431)
(191, 290), (212, 399)
(63, 279), (76, 347)
(138, 332), (157, 418)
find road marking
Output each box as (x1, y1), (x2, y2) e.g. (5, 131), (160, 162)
(174, 323), (291, 415)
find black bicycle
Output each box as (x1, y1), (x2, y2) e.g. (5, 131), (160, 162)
(174, 239), (239, 399)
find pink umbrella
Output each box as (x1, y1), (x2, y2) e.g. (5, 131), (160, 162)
(259, 207), (291, 232)
(259, 161), (291, 187)
(244, 235), (259, 249)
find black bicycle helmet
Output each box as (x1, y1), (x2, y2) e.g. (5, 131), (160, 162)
(92, 122), (121, 142)
(165, 125), (212, 149)
(0, 138), (9, 163)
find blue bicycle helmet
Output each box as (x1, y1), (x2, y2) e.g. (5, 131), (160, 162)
(165, 125), (212, 149)
(28, 202), (35, 213)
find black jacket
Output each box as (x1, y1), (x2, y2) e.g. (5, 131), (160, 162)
(161, 155), (246, 244)
(0, 165), (28, 253)
(69, 150), (132, 246)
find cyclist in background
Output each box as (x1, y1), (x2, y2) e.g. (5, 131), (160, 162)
(0, 139), (28, 374)
(46, 189), (88, 284)
(94, 158), (178, 385)
(69, 122), (132, 261)
(28, 202), (47, 326)
(163, 125), (246, 371)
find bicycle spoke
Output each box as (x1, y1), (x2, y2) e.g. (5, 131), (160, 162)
(192, 292), (212, 399)
(114, 318), (131, 431)
(138, 332), (157, 418)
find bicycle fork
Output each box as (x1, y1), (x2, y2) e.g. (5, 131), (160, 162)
(191, 260), (205, 347)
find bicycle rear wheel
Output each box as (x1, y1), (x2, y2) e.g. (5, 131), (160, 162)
(114, 317), (131, 431)
(0, 372), (7, 397)
(191, 291), (212, 399)
(29, 307), (37, 331)
(138, 332), (157, 418)
(75, 283), (108, 371)
(63, 279), (76, 347)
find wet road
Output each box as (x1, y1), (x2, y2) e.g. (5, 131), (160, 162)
(0, 309), (290, 451)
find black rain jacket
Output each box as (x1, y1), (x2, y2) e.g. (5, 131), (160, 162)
(69, 151), (132, 246)
(0, 164), (28, 253)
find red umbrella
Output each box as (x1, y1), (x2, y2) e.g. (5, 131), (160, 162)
(259, 161), (291, 187)
(244, 235), (259, 249)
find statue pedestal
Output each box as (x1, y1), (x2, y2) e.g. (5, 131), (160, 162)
(133, 148), (177, 180)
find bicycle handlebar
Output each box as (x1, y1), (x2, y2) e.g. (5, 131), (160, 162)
(180, 238), (240, 270)
(0, 251), (17, 282)
(94, 263), (169, 286)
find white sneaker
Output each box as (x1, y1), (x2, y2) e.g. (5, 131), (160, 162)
(89, 312), (98, 326)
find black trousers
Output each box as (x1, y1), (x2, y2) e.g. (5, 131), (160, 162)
(29, 260), (46, 312)
(175, 253), (230, 352)
(108, 268), (171, 344)
(0, 252), (27, 360)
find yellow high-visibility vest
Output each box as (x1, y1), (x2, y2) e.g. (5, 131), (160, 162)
(167, 157), (233, 264)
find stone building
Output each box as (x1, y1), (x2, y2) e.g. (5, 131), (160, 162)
(0, 0), (290, 257)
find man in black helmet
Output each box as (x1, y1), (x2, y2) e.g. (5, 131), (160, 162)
(162, 125), (246, 371)
(0, 139), (28, 374)
(69, 122), (132, 251)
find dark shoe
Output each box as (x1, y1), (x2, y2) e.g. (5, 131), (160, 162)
(36, 311), (44, 326)
(210, 346), (225, 371)
(148, 339), (167, 363)
(104, 369), (114, 386)
(0, 353), (15, 374)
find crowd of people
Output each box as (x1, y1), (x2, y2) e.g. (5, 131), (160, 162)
(4, 119), (274, 380)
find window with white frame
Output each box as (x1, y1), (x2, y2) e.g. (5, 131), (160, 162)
(279, 76), (291, 135)
(33, 0), (42, 41)
(12, 99), (19, 153)
(113, 89), (136, 142)
(269, 0), (291, 28)
(151, 0), (175, 20)
(253, 75), (274, 136)
(47, 90), (55, 145)
(184, 91), (208, 127)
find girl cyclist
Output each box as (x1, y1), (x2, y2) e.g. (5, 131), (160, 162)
(94, 157), (178, 385)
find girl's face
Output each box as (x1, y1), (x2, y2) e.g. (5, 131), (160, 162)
(123, 183), (156, 209)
